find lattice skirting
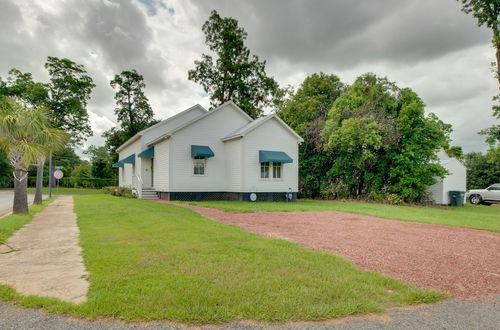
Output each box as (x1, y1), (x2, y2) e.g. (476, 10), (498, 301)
(162, 191), (297, 202)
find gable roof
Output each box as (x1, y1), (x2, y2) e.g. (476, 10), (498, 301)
(146, 101), (253, 146)
(221, 113), (303, 142)
(117, 104), (207, 152)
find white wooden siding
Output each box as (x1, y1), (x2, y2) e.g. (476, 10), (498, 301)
(153, 139), (169, 191)
(427, 151), (466, 205)
(118, 139), (141, 192)
(242, 118), (299, 192)
(170, 103), (251, 191)
(224, 138), (243, 191)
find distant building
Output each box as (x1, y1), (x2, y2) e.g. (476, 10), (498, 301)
(426, 150), (466, 205)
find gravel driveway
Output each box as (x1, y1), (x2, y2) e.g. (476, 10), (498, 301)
(176, 203), (500, 299)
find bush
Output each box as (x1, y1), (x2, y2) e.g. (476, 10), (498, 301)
(28, 176), (117, 189)
(104, 186), (136, 198)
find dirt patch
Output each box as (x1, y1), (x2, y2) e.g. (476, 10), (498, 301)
(166, 201), (500, 299)
(0, 196), (88, 303)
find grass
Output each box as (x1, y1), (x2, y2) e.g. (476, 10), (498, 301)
(186, 200), (500, 233)
(0, 199), (52, 244)
(0, 195), (444, 323)
(25, 187), (104, 195)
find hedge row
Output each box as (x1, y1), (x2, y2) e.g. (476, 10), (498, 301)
(27, 176), (117, 189)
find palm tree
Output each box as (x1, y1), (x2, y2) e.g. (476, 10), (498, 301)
(0, 97), (68, 213)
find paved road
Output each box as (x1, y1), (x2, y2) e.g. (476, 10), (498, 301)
(0, 190), (44, 216)
(0, 297), (499, 329)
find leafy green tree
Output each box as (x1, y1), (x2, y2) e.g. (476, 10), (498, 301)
(0, 69), (48, 106)
(458, 1), (500, 145)
(110, 69), (154, 137)
(45, 56), (95, 145)
(279, 73), (345, 197)
(322, 73), (450, 201)
(465, 148), (500, 189)
(389, 91), (450, 201)
(0, 97), (68, 213)
(445, 145), (465, 160)
(71, 161), (92, 178)
(458, 0), (499, 87)
(84, 145), (115, 179)
(188, 10), (281, 119)
(104, 69), (157, 163)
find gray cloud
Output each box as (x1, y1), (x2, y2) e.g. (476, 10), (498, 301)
(0, 0), (498, 155)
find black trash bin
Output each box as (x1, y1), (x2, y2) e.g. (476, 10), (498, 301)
(449, 191), (465, 206)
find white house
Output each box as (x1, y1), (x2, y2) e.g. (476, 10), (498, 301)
(113, 101), (303, 201)
(426, 150), (466, 205)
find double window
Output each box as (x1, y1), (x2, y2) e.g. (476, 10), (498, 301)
(260, 162), (282, 179)
(193, 157), (206, 176)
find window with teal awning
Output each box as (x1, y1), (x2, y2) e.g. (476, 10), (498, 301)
(121, 154), (136, 164)
(259, 150), (293, 163)
(138, 146), (154, 158)
(191, 145), (214, 158)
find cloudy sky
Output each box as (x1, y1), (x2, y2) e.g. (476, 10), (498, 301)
(0, 0), (498, 155)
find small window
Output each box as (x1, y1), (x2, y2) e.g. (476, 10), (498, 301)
(193, 157), (206, 176)
(260, 162), (270, 179)
(273, 163), (282, 179)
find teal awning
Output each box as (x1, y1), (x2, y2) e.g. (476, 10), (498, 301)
(121, 154), (136, 164)
(191, 145), (214, 158)
(259, 150), (293, 163)
(138, 146), (154, 158)
(112, 161), (123, 168)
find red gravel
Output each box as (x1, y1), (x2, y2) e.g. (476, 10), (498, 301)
(161, 201), (500, 299)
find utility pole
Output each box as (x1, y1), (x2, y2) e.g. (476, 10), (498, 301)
(48, 152), (53, 198)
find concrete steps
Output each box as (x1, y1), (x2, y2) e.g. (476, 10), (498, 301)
(141, 189), (159, 200)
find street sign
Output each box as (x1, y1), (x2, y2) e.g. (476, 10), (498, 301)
(53, 170), (64, 180)
(54, 166), (63, 170)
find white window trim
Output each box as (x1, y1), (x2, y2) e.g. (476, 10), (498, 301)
(193, 157), (207, 177)
(260, 162), (283, 181)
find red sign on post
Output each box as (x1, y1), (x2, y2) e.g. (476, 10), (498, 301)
(53, 170), (64, 180)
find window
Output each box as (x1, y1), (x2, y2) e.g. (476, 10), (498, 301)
(193, 157), (206, 175)
(260, 162), (270, 178)
(261, 162), (282, 179)
(273, 163), (282, 179)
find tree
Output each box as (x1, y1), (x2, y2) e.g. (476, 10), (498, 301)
(84, 145), (114, 179)
(1, 69), (48, 106)
(188, 10), (281, 119)
(458, 0), (500, 87)
(0, 97), (68, 213)
(322, 73), (450, 202)
(279, 73), (345, 197)
(110, 69), (154, 137)
(104, 69), (158, 163)
(465, 148), (500, 189)
(71, 161), (92, 178)
(458, 1), (500, 145)
(45, 56), (95, 145)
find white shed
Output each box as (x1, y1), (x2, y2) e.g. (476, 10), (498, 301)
(114, 101), (303, 201)
(426, 150), (466, 205)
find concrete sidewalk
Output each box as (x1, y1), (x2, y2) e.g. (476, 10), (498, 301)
(0, 196), (88, 303)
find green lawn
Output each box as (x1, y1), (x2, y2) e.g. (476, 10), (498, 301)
(186, 200), (500, 232)
(0, 195), (444, 323)
(0, 199), (52, 244)
(26, 187), (104, 195)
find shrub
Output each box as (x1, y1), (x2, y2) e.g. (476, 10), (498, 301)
(104, 186), (136, 198)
